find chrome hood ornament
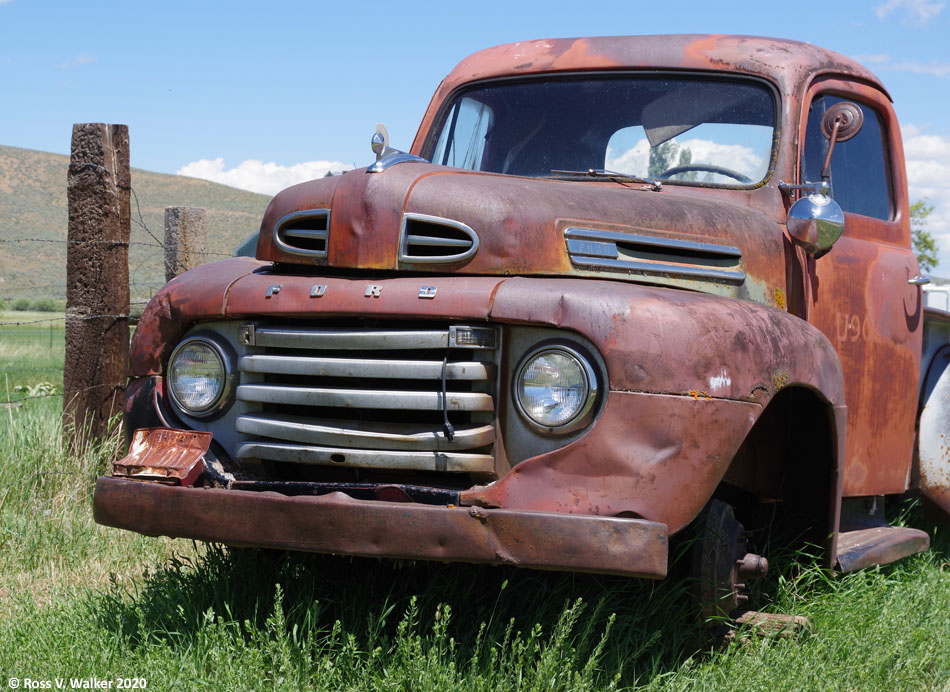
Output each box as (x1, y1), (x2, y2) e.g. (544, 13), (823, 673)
(367, 122), (427, 173)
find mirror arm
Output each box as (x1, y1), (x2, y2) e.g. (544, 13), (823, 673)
(820, 116), (843, 182)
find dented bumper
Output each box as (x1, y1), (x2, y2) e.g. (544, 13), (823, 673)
(93, 476), (669, 578)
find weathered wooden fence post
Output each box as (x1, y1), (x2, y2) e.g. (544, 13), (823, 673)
(63, 123), (130, 441)
(164, 206), (207, 281)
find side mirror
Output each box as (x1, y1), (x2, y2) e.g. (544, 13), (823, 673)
(784, 100), (864, 257)
(786, 184), (845, 257)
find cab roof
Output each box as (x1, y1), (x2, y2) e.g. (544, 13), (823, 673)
(436, 35), (888, 100)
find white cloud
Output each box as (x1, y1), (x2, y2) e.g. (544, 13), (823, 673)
(57, 53), (96, 70)
(852, 53), (950, 77)
(176, 158), (354, 196)
(605, 137), (766, 182)
(874, 0), (945, 23)
(902, 125), (950, 271)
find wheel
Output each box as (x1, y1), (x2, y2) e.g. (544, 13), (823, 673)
(691, 499), (768, 623)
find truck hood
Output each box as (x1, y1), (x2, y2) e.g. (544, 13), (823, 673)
(256, 162), (788, 305)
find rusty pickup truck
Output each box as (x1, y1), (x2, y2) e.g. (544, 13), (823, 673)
(94, 35), (950, 615)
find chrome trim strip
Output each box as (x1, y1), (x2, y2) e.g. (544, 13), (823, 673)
(283, 229), (328, 241)
(564, 227), (743, 258)
(236, 441), (494, 473)
(399, 212), (479, 264)
(406, 235), (472, 248)
(571, 255), (747, 283)
(235, 414), (494, 451)
(239, 355), (494, 381)
(237, 385), (495, 412)
(273, 209), (330, 258)
(367, 151), (429, 173)
(253, 327), (451, 350)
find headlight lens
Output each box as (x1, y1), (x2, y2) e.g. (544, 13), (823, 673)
(515, 347), (597, 431)
(168, 338), (227, 416)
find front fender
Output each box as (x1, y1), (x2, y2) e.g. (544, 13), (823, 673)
(460, 278), (847, 533)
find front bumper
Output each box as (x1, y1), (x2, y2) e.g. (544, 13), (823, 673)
(93, 476), (669, 578)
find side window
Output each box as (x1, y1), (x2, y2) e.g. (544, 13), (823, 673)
(802, 95), (893, 220)
(431, 97), (493, 171)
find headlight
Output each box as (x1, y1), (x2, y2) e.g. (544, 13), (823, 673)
(167, 336), (231, 417)
(514, 346), (598, 433)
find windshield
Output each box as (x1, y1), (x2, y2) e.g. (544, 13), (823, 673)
(427, 75), (776, 186)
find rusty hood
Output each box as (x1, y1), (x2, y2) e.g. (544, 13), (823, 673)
(256, 162), (787, 305)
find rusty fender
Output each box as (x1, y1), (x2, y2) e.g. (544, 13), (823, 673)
(461, 278), (848, 535)
(93, 476), (669, 578)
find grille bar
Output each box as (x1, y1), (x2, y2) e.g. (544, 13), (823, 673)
(236, 441), (494, 473)
(236, 414), (494, 451)
(237, 385), (494, 411)
(252, 327), (451, 350)
(239, 355), (494, 381)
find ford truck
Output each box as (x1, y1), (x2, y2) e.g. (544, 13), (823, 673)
(93, 35), (950, 616)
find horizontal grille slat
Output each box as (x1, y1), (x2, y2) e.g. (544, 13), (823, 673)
(236, 442), (494, 473)
(237, 385), (494, 412)
(253, 328), (451, 350)
(236, 414), (494, 451)
(239, 355), (493, 380)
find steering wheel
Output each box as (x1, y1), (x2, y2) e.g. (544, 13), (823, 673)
(657, 164), (751, 184)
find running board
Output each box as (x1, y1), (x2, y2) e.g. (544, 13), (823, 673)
(836, 526), (930, 573)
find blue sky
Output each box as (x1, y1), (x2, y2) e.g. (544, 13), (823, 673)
(2, 0), (950, 263)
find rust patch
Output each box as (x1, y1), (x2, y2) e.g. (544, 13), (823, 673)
(773, 288), (787, 310)
(773, 372), (789, 391)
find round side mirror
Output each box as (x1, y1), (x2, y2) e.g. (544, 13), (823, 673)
(786, 192), (844, 256)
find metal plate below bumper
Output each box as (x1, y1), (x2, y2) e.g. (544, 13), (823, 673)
(93, 476), (668, 578)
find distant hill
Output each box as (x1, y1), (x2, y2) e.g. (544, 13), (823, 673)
(0, 144), (271, 303)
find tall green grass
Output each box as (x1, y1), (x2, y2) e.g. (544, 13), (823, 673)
(1, 324), (950, 690)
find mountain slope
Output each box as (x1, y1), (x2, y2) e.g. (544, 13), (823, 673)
(0, 144), (271, 301)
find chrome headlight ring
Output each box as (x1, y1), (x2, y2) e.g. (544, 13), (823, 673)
(513, 344), (600, 435)
(166, 334), (236, 419)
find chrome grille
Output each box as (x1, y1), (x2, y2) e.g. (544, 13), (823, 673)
(234, 323), (498, 474)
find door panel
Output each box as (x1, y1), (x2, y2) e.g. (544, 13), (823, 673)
(799, 79), (921, 496)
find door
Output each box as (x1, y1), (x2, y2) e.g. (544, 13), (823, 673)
(799, 78), (922, 496)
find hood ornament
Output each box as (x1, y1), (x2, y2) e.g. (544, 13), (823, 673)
(367, 122), (428, 173)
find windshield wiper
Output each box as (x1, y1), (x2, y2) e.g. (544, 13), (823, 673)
(549, 168), (663, 191)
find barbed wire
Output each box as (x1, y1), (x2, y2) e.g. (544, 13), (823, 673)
(70, 159), (164, 249)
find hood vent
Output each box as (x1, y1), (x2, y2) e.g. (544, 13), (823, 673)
(274, 209), (330, 257)
(400, 213), (479, 264)
(565, 227), (745, 284)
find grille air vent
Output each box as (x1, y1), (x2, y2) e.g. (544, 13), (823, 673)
(274, 209), (330, 257)
(400, 213), (478, 264)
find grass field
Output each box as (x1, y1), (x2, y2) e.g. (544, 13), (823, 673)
(1, 316), (950, 690)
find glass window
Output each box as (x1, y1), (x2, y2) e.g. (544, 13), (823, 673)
(431, 97), (494, 171)
(802, 95), (892, 220)
(426, 76), (776, 186)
